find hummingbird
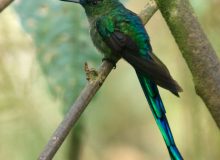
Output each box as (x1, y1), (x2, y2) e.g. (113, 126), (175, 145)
(60, 0), (183, 159)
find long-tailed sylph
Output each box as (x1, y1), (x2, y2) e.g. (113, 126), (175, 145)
(60, 0), (183, 159)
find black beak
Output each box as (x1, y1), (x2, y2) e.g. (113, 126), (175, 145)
(60, 0), (80, 3)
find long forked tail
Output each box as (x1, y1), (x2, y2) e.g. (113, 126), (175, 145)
(136, 73), (183, 160)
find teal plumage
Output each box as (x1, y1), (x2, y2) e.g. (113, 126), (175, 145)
(137, 74), (182, 160)
(61, 0), (183, 159)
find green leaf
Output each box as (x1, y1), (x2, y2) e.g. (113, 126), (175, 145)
(14, 0), (100, 111)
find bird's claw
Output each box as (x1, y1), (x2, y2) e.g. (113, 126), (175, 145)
(102, 58), (117, 69)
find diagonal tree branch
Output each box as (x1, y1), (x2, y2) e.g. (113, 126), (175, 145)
(39, 61), (114, 160)
(0, 0), (14, 12)
(38, 1), (158, 160)
(155, 0), (220, 128)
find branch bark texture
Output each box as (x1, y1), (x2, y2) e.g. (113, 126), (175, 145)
(39, 61), (114, 160)
(38, 2), (158, 159)
(155, 0), (220, 128)
(0, 0), (13, 12)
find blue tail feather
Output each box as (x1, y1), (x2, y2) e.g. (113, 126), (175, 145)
(136, 72), (183, 160)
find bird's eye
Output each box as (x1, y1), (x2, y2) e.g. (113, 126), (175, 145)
(91, 0), (102, 5)
(92, 1), (97, 5)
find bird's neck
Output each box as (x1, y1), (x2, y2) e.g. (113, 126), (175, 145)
(84, 1), (123, 24)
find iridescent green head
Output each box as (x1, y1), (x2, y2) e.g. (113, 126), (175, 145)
(60, 0), (120, 17)
(60, 0), (104, 6)
(62, 0), (121, 6)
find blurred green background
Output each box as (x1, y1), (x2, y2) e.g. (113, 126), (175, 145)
(0, 0), (219, 159)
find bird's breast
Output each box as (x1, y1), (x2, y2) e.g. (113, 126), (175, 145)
(89, 24), (112, 57)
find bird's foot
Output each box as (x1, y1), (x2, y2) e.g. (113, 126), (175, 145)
(84, 62), (99, 82)
(102, 58), (117, 69)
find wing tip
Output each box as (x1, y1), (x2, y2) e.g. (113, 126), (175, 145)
(171, 81), (183, 97)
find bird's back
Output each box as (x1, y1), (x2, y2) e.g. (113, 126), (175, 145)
(89, 4), (152, 60)
(108, 6), (152, 58)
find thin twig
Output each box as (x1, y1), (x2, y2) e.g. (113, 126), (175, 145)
(38, 1), (158, 160)
(139, 0), (158, 24)
(0, 0), (14, 12)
